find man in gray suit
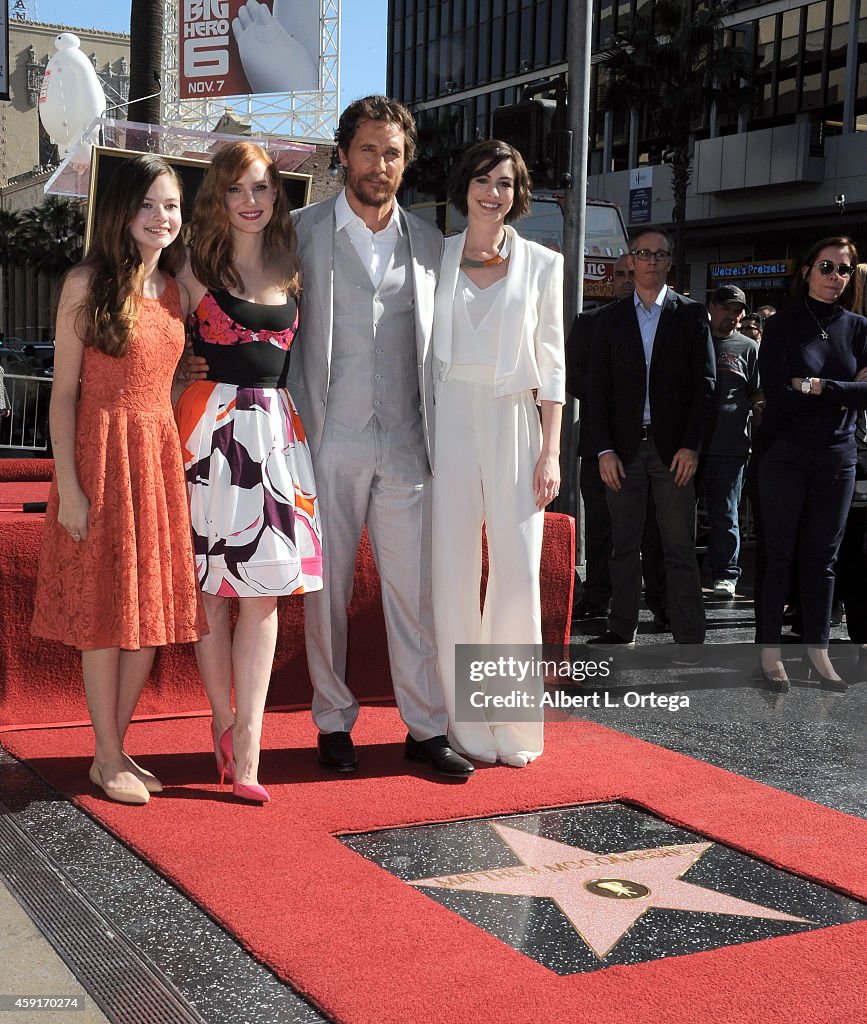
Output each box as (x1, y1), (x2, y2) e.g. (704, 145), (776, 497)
(289, 96), (473, 777)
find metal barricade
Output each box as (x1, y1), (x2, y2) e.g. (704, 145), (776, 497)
(0, 373), (52, 453)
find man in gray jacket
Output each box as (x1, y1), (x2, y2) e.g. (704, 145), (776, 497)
(289, 96), (473, 777)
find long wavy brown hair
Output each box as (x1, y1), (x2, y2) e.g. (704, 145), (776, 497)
(189, 141), (301, 297)
(77, 154), (185, 358)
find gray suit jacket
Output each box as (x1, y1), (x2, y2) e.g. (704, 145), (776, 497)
(289, 194), (443, 469)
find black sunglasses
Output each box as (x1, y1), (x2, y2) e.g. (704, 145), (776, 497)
(814, 260), (855, 278)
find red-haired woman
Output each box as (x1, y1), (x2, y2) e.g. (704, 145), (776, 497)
(176, 141), (322, 802)
(31, 154), (207, 805)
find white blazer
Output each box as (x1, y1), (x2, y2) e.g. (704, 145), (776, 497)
(432, 226), (565, 404)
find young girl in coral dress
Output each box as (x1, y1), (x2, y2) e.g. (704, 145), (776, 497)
(31, 154), (207, 805)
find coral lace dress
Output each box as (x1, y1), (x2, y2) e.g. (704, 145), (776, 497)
(174, 289), (323, 598)
(31, 277), (207, 651)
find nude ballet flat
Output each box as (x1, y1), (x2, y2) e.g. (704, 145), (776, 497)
(89, 763), (149, 805)
(121, 754), (163, 793)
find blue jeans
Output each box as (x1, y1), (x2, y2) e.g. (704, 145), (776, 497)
(699, 454), (746, 583)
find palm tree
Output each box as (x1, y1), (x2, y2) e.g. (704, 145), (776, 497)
(598, 0), (754, 290)
(127, 0), (164, 126)
(13, 198), (85, 332)
(0, 209), (21, 340)
(403, 110), (466, 234)
(15, 197), (85, 275)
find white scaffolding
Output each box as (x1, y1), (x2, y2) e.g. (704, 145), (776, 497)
(160, 0), (339, 142)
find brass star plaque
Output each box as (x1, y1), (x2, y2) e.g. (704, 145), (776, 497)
(340, 803), (867, 974)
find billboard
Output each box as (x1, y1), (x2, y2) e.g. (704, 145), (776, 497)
(179, 0), (320, 100)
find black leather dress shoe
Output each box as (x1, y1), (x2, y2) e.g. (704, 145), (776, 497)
(651, 609), (670, 632)
(587, 630), (635, 648)
(405, 735), (474, 777)
(572, 599), (608, 621)
(317, 731), (358, 770)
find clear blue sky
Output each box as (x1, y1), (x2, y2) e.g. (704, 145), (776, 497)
(33, 0), (387, 108)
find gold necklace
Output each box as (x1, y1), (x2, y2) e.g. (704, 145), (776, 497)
(460, 233), (511, 270)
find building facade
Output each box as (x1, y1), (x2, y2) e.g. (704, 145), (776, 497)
(0, 21), (131, 339)
(389, 0), (867, 308)
(1, 20), (130, 187)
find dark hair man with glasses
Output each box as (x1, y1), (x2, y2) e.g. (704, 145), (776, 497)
(587, 228), (716, 647)
(566, 254), (668, 630)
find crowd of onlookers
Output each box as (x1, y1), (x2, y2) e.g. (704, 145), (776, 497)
(568, 233), (867, 691)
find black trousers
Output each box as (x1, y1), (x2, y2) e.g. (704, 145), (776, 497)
(579, 455), (666, 612)
(835, 505), (867, 643)
(606, 439), (704, 643)
(756, 438), (855, 646)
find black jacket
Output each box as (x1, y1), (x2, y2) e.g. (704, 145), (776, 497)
(587, 289), (716, 466)
(565, 303), (609, 458)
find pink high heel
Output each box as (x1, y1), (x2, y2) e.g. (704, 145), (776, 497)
(218, 726), (270, 803)
(233, 781), (270, 803)
(212, 722), (233, 782)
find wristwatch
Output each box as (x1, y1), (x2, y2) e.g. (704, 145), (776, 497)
(800, 377), (814, 394)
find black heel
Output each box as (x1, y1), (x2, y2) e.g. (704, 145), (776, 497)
(801, 652), (848, 692)
(755, 657), (790, 693)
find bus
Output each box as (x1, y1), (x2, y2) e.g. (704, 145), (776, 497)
(513, 192), (629, 305)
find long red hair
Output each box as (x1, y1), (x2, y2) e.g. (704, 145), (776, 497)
(189, 141), (301, 297)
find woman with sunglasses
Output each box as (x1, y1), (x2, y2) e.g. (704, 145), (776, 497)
(754, 236), (867, 690)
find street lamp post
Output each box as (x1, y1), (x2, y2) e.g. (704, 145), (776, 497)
(557, 3), (593, 562)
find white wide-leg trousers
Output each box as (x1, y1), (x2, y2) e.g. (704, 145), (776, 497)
(432, 366), (545, 765)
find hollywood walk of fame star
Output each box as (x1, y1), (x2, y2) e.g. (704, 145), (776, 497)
(410, 823), (811, 959)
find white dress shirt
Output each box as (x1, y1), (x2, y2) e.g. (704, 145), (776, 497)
(635, 284), (668, 424)
(334, 188), (403, 289)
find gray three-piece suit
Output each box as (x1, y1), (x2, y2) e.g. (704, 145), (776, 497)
(289, 193), (448, 739)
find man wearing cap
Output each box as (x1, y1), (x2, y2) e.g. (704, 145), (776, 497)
(700, 285), (763, 597)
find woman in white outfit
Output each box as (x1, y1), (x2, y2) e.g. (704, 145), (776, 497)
(431, 140), (565, 767)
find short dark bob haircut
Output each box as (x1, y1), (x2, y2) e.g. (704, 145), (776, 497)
(447, 140), (532, 223)
(792, 235), (861, 311)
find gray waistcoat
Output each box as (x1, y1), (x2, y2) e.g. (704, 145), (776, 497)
(328, 227), (420, 432)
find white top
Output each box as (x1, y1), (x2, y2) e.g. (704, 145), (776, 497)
(334, 187), (404, 289)
(634, 284), (668, 424)
(433, 226), (566, 404)
(451, 272), (507, 365)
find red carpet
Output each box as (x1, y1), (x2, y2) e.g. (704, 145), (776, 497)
(0, 462), (576, 728)
(3, 708), (865, 1024)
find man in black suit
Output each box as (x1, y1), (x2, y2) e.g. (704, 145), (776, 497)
(587, 229), (715, 645)
(567, 256), (667, 626)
